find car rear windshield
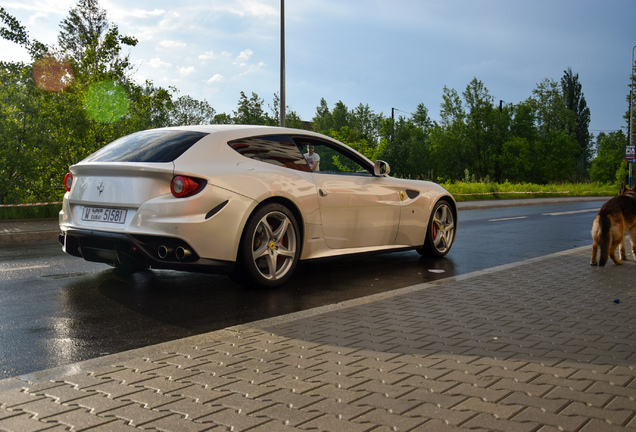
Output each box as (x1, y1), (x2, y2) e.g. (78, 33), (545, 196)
(83, 130), (209, 163)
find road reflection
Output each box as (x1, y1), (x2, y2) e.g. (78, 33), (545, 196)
(2, 246), (455, 379)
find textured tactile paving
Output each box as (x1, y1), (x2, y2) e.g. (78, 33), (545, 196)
(0, 247), (634, 431)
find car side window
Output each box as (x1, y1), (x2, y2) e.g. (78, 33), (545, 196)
(227, 135), (311, 172)
(292, 137), (373, 176)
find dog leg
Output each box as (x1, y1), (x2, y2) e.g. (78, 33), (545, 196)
(609, 238), (623, 265)
(620, 237), (627, 260)
(591, 218), (599, 266)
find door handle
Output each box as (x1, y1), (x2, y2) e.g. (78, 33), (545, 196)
(319, 188), (328, 197)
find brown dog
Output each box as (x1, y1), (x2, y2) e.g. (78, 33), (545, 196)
(591, 183), (636, 266)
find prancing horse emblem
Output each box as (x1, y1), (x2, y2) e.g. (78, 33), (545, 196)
(97, 181), (104, 195)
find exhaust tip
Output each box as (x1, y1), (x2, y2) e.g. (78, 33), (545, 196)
(157, 245), (173, 259)
(175, 246), (192, 260)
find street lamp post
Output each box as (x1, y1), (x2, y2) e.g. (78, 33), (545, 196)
(280, 0), (286, 127)
(629, 46), (636, 187)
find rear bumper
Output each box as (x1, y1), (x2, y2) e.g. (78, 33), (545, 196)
(59, 228), (234, 274)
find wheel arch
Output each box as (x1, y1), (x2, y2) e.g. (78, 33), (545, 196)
(236, 196), (305, 261)
(436, 195), (458, 233)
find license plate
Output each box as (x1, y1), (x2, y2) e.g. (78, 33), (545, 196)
(81, 207), (127, 224)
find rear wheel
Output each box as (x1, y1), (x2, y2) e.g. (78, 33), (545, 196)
(238, 203), (300, 287)
(417, 200), (455, 257)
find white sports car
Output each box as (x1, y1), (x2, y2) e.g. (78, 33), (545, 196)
(59, 125), (457, 287)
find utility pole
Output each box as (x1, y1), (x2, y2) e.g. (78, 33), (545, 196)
(280, 0), (286, 127)
(630, 45), (635, 187)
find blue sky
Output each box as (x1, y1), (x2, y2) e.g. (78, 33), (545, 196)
(1, 0), (634, 136)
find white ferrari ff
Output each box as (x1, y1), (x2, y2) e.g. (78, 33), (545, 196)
(59, 125), (457, 287)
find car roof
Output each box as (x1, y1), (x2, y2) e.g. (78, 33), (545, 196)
(157, 124), (335, 142)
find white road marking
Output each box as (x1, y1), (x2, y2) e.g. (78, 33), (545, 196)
(489, 216), (528, 222)
(489, 208), (600, 222)
(1, 264), (51, 272)
(543, 208), (600, 216)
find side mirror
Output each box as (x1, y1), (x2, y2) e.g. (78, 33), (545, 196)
(374, 160), (390, 177)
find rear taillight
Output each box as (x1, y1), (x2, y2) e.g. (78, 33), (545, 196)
(63, 173), (73, 192)
(171, 175), (205, 198)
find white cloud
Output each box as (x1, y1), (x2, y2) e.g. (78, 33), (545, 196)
(178, 66), (195, 76)
(123, 8), (166, 19)
(210, 0), (277, 18)
(158, 40), (186, 50)
(109, 7), (180, 43)
(234, 49), (253, 66)
(147, 57), (172, 68)
(207, 74), (224, 84)
(199, 51), (216, 60)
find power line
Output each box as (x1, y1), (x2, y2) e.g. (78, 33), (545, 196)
(391, 107), (413, 119)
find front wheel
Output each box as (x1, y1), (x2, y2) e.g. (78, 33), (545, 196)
(238, 203), (300, 287)
(417, 200), (456, 257)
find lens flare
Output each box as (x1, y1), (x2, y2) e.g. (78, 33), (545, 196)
(83, 80), (130, 123)
(33, 56), (74, 92)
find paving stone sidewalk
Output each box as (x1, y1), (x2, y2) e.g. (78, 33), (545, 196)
(0, 246), (634, 431)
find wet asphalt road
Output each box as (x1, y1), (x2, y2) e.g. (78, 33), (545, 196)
(0, 199), (606, 380)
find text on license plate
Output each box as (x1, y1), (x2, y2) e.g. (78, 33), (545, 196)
(81, 207), (127, 224)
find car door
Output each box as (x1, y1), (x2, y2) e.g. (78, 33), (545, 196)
(294, 137), (401, 250)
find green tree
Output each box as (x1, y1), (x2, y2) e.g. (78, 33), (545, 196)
(311, 98), (332, 133)
(429, 86), (467, 181)
(213, 112), (233, 124)
(561, 67), (591, 179)
(234, 91), (273, 125)
(527, 78), (578, 182)
(0, 64), (40, 203)
(331, 101), (350, 132)
(412, 103), (433, 130)
(499, 137), (533, 182)
(378, 116), (431, 179)
(350, 103), (380, 144)
(498, 102), (538, 182)
(528, 78), (575, 139)
(329, 126), (385, 167)
(462, 78), (508, 180)
(406, 104), (434, 179)
(0, 7), (46, 58)
(58, 0), (137, 78)
(0, 2), (173, 204)
(590, 131), (628, 184)
(58, 0), (107, 63)
(539, 131), (580, 182)
(284, 111), (306, 129)
(169, 95), (216, 126)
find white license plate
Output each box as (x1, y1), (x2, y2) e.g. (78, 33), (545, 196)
(81, 207), (127, 224)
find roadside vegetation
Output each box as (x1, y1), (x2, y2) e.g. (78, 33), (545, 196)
(0, 0), (633, 219)
(446, 180), (616, 202)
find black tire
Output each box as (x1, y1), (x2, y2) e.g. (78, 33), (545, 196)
(238, 203), (300, 288)
(417, 199), (456, 257)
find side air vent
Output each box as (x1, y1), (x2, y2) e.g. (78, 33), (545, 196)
(405, 190), (420, 199)
(205, 200), (229, 220)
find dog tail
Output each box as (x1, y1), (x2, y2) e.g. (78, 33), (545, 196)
(598, 213), (611, 266)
